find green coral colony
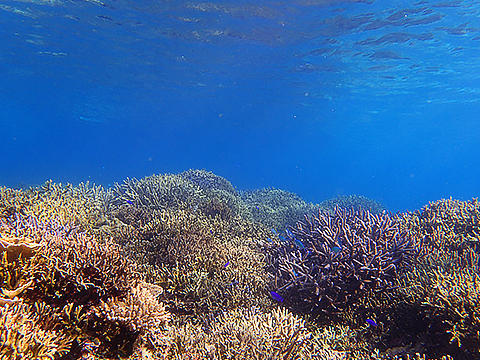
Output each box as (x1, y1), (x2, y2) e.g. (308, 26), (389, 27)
(0, 169), (477, 359)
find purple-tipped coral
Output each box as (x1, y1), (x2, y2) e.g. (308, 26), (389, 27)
(270, 206), (417, 318)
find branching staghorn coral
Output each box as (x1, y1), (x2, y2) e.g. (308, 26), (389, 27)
(167, 307), (313, 360)
(318, 195), (386, 215)
(0, 214), (74, 360)
(397, 246), (480, 356)
(399, 197), (480, 252)
(179, 169), (237, 194)
(309, 324), (366, 359)
(109, 205), (275, 321)
(269, 206), (417, 319)
(0, 301), (73, 359)
(95, 281), (171, 357)
(0, 181), (113, 238)
(0, 207), (173, 359)
(113, 172), (250, 221)
(240, 187), (319, 231)
(113, 174), (204, 211)
(24, 229), (145, 357)
(393, 198), (480, 359)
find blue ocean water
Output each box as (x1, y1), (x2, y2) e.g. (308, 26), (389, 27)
(1, 0), (479, 212)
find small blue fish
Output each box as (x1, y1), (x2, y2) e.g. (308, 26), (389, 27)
(270, 291), (284, 302)
(366, 319), (378, 327)
(224, 261), (230, 268)
(294, 239), (305, 249)
(271, 229), (278, 235)
(256, 206), (260, 210)
(267, 238), (272, 242)
(279, 235), (286, 241)
(331, 246), (342, 253)
(125, 199), (133, 205)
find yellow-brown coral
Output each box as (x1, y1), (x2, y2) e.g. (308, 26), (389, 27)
(168, 307), (312, 359)
(0, 301), (73, 359)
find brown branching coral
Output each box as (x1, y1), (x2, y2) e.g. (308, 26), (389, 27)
(23, 229), (146, 357)
(392, 198), (480, 359)
(109, 205), (274, 321)
(0, 205), (173, 359)
(318, 195), (386, 215)
(396, 249), (480, 358)
(25, 232), (139, 323)
(112, 172), (250, 221)
(0, 181), (113, 240)
(95, 281), (171, 356)
(113, 174), (204, 211)
(400, 197), (480, 253)
(0, 301), (73, 359)
(0, 215), (74, 359)
(168, 307), (313, 360)
(240, 187), (319, 231)
(270, 206), (417, 319)
(179, 169), (237, 194)
(0, 216), (40, 309)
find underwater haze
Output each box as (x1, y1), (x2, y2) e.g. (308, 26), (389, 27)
(1, 0), (479, 212)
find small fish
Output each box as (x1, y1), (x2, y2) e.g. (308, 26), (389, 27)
(224, 261), (230, 268)
(294, 239), (305, 249)
(279, 235), (286, 241)
(331, 246), (342, 253)
(366, 319), (378, 327)
(256, 206), (260, 210)
(285, 228), (294, 237)
(270, 291), (284, 302)
(271, 229), (278, 235)
(125, 199), (133, 205)
(267, 238), (272, 242)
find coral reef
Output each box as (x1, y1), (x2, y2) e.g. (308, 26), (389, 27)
(167, 307), (318, 359)
(106, 204), (275, 322)
(112, 174), (203, 211)
(0, 204), (171, 359)
(113, 171), (250, 222)
(3, 172), (478, 360)
(394, 198), (480, 359)
(269, 206), (417, 320)
(0, 301), (73, 359)
(240, 187), (319, 231)
(318, 195), (386, 215)
(179, 169), (237, 194)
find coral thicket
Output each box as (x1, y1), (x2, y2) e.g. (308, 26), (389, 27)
(1, 171), (477, 360)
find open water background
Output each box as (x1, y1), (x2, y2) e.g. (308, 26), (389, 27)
(1, 0), (479, 212)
